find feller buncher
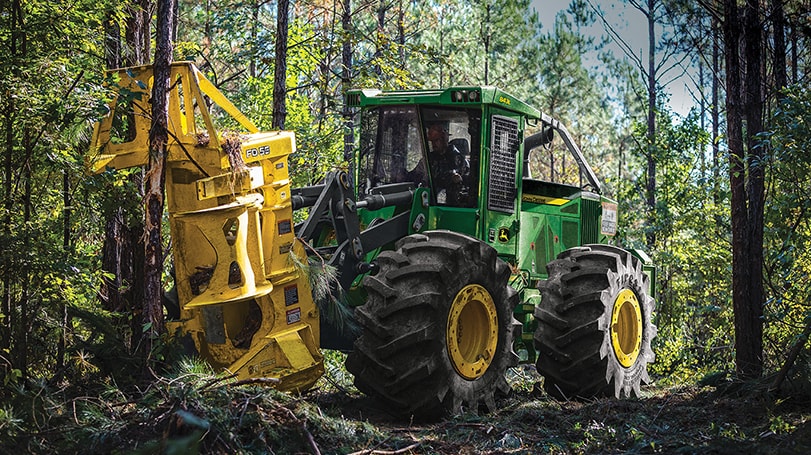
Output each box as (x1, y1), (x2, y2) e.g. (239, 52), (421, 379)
(88, 62), (656, 419)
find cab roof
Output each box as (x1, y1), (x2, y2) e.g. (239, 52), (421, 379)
(347, 87), (541, 120)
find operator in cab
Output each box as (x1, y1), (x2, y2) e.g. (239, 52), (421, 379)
(409, 122), (470, 205)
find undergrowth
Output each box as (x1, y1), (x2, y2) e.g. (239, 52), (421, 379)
(0, 356), (387, 454)
(0, 355), (809, 454)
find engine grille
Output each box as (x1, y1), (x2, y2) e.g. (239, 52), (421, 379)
(581, 197), (600, 243)
(488, 115), (519, 213)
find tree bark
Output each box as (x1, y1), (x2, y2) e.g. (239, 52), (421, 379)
(645, 0), (657, 249)
(1, 0), (20, 361)
(342, 0), (353, 163)
(712, 17), (720, 204)
(724, 0), (764, 379)
(398, 0), (405, 82)
(741, 0), (764, 378)
(374, 0), (385, 77)
(100, 0), (147, 318)
(789, 20), (797, 84)
(2, 0), (26, 366)
(57, 166), (71, 379)
(125, 0), (152, 66)
(772, 0), (787, 93)
(272, 0), (290, 129)
(143, 0), (175, 341)
(483, 2), (491, 85)
(250, 0), (259, 78)
(699, 56), (705, 179)
(105, 15), (121, 69)
(18, 128), (30, 378)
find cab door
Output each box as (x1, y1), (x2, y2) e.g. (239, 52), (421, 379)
(481, 111), (523, 259)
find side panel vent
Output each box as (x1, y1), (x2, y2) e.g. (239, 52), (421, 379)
(346, 93), (361, 107)
(581, 198), (600, 244)
(488, 115), (519, 213)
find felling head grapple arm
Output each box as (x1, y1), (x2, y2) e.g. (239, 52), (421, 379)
(88, 62), (263, 174)
(88, 62), (325, 392)
(292, 175), (428, 292)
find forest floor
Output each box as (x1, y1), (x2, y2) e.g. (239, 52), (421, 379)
(4, 361), (811, 454)
(306, 364), (811, 455)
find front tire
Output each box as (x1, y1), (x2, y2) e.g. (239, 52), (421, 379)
(345, 231), (520, 419)
(534, 244), (656, 399)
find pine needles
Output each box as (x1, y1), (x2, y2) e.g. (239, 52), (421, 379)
(0, 356), (389, 453)
(290, 244), (358, 336)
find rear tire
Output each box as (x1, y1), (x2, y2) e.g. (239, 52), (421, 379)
(534, 244), (656, 399)
(345, 231), (520, 419)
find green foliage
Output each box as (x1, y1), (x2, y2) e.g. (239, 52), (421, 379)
(0, 356), (395, 453)
(762, 87), (811, 377)
(229, 17), (346, 187)
(614, 103), (734, 382)
(1, 2), (810, 444)
(0, 0), (131, 386)
(289, 248), (358, 336)
(320, 349), (356, 394)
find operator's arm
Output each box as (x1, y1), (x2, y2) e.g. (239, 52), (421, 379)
(450, 147), (468, 183)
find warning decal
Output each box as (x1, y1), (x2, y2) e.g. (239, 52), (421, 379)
(286, 308), (301, 325)
(284, 285), (299, 306)
(601, 202), (618, 236)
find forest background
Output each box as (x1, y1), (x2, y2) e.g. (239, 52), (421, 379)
(0, 0), (810, 452)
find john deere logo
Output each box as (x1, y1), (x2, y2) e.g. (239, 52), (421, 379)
(498, 228), (510, 243)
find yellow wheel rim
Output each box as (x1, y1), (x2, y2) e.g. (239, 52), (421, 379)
(446, 284), (498, 380)
(611, 288), (643, 368)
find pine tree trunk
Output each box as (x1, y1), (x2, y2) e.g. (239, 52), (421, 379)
(1, 77), (12, 358)
(1, 0), (19, 362)
(740, 0), (764, 378)
(645, 0), (657, 249)
(272, 0), (289, 129)
(250, 0), (259, 78)
(773, 0), (787, 93)
(342, 0), (353, 163)
(483, 3), (491, 85)
(398, 0), (405, 82)
(13, 0), (29, 378)
(374, 0), (385, 77)
(725, 0), (763, 379)
(699, 58), (705, 180)
(100, 0), (146, 322)
(101, 3), (122, 314)
(789, 21), (797, 84)
(712, 17), (720, 204)
(18, 129), (30, 378)
(143, 0), (175, 342)
(57, 167), (71, 379)
(125, 0), (151, 66)
(3, 0), (25, 366)
(105, 15), (121, 69)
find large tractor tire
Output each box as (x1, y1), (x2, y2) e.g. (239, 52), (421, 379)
(534, 244), (656, 399)
(345, 231), (520, 419)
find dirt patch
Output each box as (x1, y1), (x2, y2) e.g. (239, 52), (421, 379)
(309, 373), (811, 454)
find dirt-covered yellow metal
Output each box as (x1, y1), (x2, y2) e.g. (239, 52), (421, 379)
(446, 284), (499, 380)
(88, 62), (323, 392)
(611, 288), (642, 368)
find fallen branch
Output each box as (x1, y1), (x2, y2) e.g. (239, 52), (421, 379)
(348, 442), (420, 455)
(770, 317), (811, 394)
(281, 407), (321, 455)
(224, 377), (281, 388)
(197, 373), (239, 392)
